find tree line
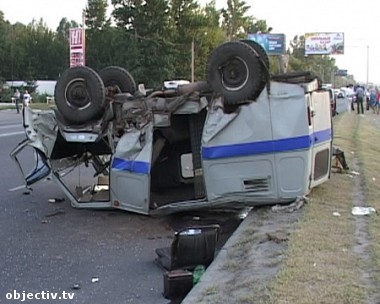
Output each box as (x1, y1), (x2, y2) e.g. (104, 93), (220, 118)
(0, 0), (350, 90)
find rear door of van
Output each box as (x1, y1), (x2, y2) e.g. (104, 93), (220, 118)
(308, 90), (333, 188)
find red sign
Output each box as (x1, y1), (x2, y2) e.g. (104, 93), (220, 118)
(70, 28), (85, 67)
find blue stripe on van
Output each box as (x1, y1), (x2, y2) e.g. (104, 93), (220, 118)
(202, 128), (332, 160)
(313, 129), (332, 144)
(112, 157), (150, 174)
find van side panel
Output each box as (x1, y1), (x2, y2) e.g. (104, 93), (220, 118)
(201, 81), (325, 205)
(202, 91), (275, 202)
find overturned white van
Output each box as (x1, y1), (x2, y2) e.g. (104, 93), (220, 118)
(10, 41), (332, 215)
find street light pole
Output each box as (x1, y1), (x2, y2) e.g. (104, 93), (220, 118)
(366, 45), (369, 87)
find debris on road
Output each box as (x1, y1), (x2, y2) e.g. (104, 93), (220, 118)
(44, 208), (65, 217)
(91, 277), (99, 283)
(72, 283), (81, 290)
(48, 197), (65, 203)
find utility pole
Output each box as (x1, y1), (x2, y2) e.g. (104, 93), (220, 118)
(191, 38), (195, 82)
(366, 45), (369, 87)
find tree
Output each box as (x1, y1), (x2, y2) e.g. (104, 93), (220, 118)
(0, 11), (11, 81)
(111, 0), (175, 87)
(85, 0), (116, 70)
(56, 18), (79, 41)
(247, 19), (272, 34)
(221, 0), (253, 40)
(85, 0), (110, 30)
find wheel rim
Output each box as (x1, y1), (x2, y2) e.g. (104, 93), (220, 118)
(64, 77), (92, 110)
(220, 56), (249, 91)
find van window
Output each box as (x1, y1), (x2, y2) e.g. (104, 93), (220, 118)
(313, 149), (330, 180)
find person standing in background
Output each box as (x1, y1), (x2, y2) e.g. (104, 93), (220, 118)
(376, 89), (380, 115)
(13, 89), (20, 113)
(369, 87), (377, 113)
(355, 86), (365, 114)
(23, 90), (31, 107)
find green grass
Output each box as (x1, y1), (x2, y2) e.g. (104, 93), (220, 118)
(266, 113), (374, 304)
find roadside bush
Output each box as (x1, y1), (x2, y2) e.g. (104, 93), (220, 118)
(0, 87), (12, 102)
(31, 93), (50, 103)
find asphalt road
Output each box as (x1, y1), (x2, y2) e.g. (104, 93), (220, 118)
(0, 109), (243, 304)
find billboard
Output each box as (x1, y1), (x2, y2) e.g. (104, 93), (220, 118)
(69, 28), (86, 67)
(335, 69), (348, 76)
(247, 33), (286, 55)
(305, 32), (344, 55)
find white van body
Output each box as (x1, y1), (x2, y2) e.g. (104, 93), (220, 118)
(11, 78), (332, 215)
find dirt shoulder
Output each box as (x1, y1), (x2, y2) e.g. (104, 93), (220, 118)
(183, 111), (380, 304)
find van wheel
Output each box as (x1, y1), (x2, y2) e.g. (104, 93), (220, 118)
(240, 39), (270, 99)
(99, 66), (136, 97)
(54, 66), (105, 124)
(207, 41), (265, 105)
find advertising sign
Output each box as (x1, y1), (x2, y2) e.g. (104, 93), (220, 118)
(69, 28), (85, 67)
(247, 33), (286, 55)
(305, 32), (344, 55)
(335, 69), (348, 76)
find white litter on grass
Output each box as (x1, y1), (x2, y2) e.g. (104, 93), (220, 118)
(351, 207), (376, 216)
(350, 171), (360, 176)
(332, 212), (341, 217)
(373, 177), (376, 182)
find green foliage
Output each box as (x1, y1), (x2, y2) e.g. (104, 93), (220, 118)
(221, 0), (253, 40)
(31, 92), (50, 103)
(0, 1), (348, 88)
(0, 87), (12, 102)
(287, 35), (337, 83)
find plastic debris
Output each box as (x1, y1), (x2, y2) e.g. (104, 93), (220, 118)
(350, 171), (360, 176)
(91, 277), (99, 283)
(192, 265), (205, 285)
(72, 283), (81, 290)
(48, 198), (65, 203)
(351, 207), (376, 216)
(332, 212), (341, 217)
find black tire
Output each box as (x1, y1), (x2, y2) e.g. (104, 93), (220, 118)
(207, 41), (264, 105)
(240, 39), (270, 72)
(54, 66), (106, 124)
(99, 66), (136, 95)
(240, 39), (270, 100)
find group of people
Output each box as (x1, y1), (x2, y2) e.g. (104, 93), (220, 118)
(368, 87), (380, 114)
(350, 85), (380, 115)
(13, 89), (31, 114)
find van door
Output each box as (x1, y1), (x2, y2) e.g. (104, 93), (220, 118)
(110, 123), (153, 215)
(309, 90), (333, 188)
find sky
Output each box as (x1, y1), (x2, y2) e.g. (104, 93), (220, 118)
(1, 0), (379, 85)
